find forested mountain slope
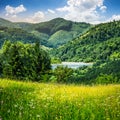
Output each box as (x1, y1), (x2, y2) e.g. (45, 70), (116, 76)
(51, 20), (120, 62)
(0, 18), (18, 28)
(0, 18), (91, 48)
(0, 27), (40, 48)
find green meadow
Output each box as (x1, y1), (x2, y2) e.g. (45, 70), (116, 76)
(0, 79), (120, 120)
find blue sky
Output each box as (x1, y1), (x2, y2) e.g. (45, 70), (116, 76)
(0, 0), (120, 24)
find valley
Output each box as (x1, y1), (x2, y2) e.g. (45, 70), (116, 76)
(0, 18), (120, 84)
(0, 17), (120, 120)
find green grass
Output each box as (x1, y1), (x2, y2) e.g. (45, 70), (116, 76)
(0, 79), (120, 120)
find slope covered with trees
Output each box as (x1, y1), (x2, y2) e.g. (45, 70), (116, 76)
(0, 27), (42, 48)
(0, 18), (18, 28)
(51, 20), (120, 62)
(49, 20), (120, 84)
(0, 18), (91, 48)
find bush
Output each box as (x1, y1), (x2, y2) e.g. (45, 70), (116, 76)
(0, 40), (51, 81)
(54, 66), (74, 83)
(95, 74), (118, 84)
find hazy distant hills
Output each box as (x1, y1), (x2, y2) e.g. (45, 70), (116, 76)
(51, 20), (120, 62)
(0, 26), (39, 47)
(0, 18), (91, 48)
(0, 18), (17, 28)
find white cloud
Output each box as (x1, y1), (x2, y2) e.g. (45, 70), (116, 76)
(108, 15), (120, 21)
(56, 0), (106, 23)
(100, 6), (107, 13)
(26, 11), (45, 23)
(4, 11), (45, 23)
(48, 9), (55, 14)
(5, 4), (26, 16)
(3, 0), (109, 24)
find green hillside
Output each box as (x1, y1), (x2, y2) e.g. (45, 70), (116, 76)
(0, 18), (19, 28)
(0, 18), (91, 48)
(0, 27), (40, 47)
(48, 30), (73, 47)
(51, 20), (120, 62)
(0, 18), (33, 29)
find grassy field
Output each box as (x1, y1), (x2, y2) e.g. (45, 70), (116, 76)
(0, 79), (120, 120)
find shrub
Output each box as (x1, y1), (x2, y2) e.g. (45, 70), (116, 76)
(0, 40), (51, 81)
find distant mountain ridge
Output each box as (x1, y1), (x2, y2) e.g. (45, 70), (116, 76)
(0, 18), (91, 48)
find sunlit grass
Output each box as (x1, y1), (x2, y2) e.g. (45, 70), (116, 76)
(0, 79), (120, 120)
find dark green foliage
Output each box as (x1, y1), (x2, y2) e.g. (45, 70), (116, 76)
(51, 20), (120, 62)
(72, 60), (120, 84)
(53, 66), (74, 83)
(0, 41), (51, 81)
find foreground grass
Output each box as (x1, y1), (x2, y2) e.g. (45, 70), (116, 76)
(0, 79), (120, 120)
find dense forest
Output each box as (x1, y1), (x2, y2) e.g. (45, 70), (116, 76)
(51, 20), (120, 62)
(0, 18), (120, 84)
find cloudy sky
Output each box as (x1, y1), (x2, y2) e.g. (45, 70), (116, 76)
(0, 0), (120, 24)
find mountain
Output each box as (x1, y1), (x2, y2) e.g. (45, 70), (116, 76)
(0, 18), (91, 48)
(34, 18), (91, 47)
(51, 20), (120, 62)
(0, 18), (11, 26)
(0, 27), (39, 47)
(0, 18), (40, 47)
(0, 18), (33, 29)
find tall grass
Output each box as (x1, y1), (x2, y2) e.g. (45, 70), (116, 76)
(0, 79), (120, 120)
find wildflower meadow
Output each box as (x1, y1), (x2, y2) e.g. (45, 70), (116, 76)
(0, 79), (120, 120)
